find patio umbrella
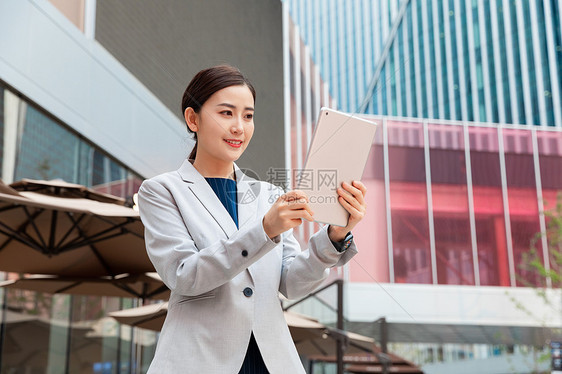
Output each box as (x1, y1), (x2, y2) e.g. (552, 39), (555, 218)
(109, 303), (375, 356)
(0, 272), (169, 301)
(293, 324), (375, 357)
(1, 311), (96, 372)
(109, 301), (168, 331)
(311, 350), (424, 374)
(0, 178), (152, 277)
(0, 311), (152, 373)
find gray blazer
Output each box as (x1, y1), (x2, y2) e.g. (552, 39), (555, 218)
(137, 159), (358, 373)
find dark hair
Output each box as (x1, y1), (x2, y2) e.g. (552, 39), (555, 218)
(182, 65), (256, 160)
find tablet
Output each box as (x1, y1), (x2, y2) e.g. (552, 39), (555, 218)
(296, 107), (378, 227)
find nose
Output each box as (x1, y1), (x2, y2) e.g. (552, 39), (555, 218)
(231, 116), (244, 134)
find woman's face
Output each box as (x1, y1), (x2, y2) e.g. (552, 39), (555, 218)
(188, 84), (255, 165)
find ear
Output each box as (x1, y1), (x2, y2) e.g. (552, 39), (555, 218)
(184, 107), (199, 132)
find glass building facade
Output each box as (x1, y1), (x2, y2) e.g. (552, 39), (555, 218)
(349, 118), (562, 287)
(285, 0), (406, 113)
(0, 83), (143, 199)
(286, 0), (562, 128)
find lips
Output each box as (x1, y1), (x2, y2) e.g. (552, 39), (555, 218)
(224, 139), (243, 148)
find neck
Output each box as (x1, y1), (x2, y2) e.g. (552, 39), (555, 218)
(192, 156), (235, 180)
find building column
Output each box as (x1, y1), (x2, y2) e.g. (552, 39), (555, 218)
(494, 216), (510, 287)
(2, 90), (26, 184)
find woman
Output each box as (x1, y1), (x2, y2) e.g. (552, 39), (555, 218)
(137, 65), (367, 373)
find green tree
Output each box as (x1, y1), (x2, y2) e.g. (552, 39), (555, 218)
(526, 195), (562, 288)
(516, 194), (562, 373)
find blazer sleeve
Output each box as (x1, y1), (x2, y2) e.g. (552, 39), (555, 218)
(138, 178), (281, 297)
(276, 187), (358, 300)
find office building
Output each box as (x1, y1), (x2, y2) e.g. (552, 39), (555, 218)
(286, 0), (562, 128)
(283, 1), (562, 372)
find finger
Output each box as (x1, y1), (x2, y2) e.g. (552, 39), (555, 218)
(289, 218), (302, 226)
(352, 180), (367, 197)
(338, 187), (362, 211)
(338, 195), (362, 220)
(342, 181), (365, 205)
(283, 200), (313, 215)
(284, 190), (309, 202)
(287, 209), (315, 222)
(342, 181), (363, 200)
(286, 195), (308, 204)
(288, 204), (315, 219)
(284, 199), (307, 208)
(339, 191), (365, 216)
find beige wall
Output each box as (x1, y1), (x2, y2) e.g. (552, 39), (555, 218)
(48, 0), (85, 32)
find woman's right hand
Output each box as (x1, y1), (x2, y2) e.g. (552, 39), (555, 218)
(262, 190), (314, 239)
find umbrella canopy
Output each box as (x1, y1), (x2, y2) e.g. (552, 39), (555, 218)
(109, 303), (375, 356)
(309, 350), (424, 374)
(0, 178), (152, 277)
(109, 301), (169, 331)
(1, 311), (95, 371)
(292, 323), (375, 357)
(0, 272), (169, 300)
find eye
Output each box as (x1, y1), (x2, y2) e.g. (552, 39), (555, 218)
(245, 113), (254, 120)
(220, 110), (232, 116)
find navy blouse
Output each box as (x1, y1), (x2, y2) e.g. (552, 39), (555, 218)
(205, 177), (239, 228)
(205, 177), (270, 374)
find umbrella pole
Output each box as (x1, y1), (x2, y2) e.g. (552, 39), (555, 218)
(117, 298), (123, 374)
(130, 298), (139, 374)
(129, 327), (135, 373)
(130, 314), (136, 373)
(136, 333), (142, 374)
(64, 295), (74, 374)
(0, 273), (7, 369)
(133, 298), (145, 373)
(336, 279), (344, 374)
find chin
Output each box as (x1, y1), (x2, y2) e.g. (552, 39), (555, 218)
(230, 148), (247, 161)
(222, 153), (242, 162)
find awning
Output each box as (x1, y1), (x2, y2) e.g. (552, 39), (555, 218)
(346, 320), (560, 346)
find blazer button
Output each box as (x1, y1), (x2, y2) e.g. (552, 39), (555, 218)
(243, 287), (253, 297)
(241, 250), (248, 257)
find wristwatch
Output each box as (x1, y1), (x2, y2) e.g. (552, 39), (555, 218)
(331, 231), (354, 252)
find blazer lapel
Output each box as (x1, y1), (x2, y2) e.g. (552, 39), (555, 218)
(233, 164), (259, 229)
(233, 164), (261, 282)
(178, 160), (238, 238)
(178, 160), (263, 283)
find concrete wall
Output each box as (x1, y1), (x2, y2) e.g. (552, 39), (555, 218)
(347, 283), (562, 327)
(0, 0), (187, 179)
(95, 0), (286, 179)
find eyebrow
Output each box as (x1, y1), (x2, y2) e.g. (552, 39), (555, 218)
(217, 103), (254, 111)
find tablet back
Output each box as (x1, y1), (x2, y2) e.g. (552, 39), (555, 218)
(297, 108), (378, 227)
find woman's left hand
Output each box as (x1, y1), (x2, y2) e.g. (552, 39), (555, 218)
(328, 180), (367, 242)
